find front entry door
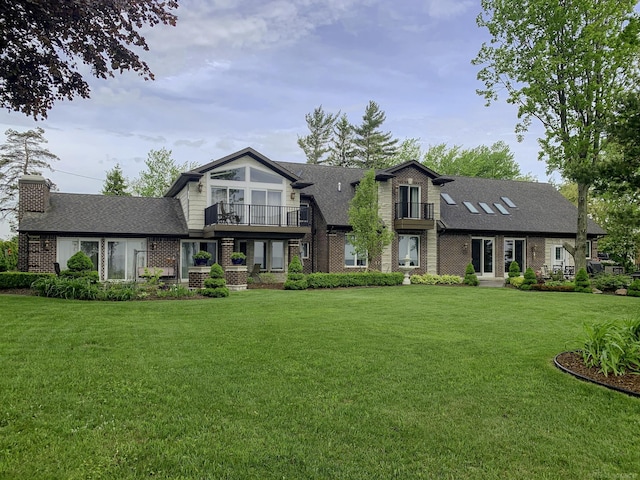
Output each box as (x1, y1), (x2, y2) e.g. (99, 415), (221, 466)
(472, 238), (494, 276)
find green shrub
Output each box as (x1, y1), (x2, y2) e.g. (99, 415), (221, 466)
(574, 268), (592, 293)
(628, 279), (640, 298)
(59, 270), (100, 283)
(463, 263), (478, 287)
(156, 284), (196, 299)
(200, 262), (229, 297)
(66, 251), (94, 272)
(260, 272), (278, 284)
(581, 318), (640, 376)
(284, 256), (307, 290)
(519, 267), (537, 290)
(0, 239), (18, 271)
(209, 263), (225, 278)
(32, 276), (99, 300)
(508, 261), (521, 278)
(98, 282), (139, 301)
(306, 272), (404, 289)
(591, 273), (631, 292)
(410, 273), (463, 285)
(509, 276), (524, 288)
(201, 286), (230, 297)
(0, 272), (54, 289)
(529, 283), (575, 292)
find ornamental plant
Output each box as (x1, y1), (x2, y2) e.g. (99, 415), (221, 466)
(520, 267), (537, 290)
(284, 255), (307, 290)
(463, 263), (479, 286)
(628, 279), (640, 298)
(508, 260), (521, 278)
(201, 263), (229, 297)
(574, 268), (592, 293)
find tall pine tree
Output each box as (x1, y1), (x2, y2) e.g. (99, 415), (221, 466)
(297, 106), (339, 164)
(352, 101), (398, 169)
(102, 164), (130, 196)
(326, 114), (356, 167)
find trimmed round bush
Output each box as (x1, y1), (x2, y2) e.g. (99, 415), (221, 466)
(203, 277), (226, 289)
(284, 255), (307, 290)
(520, 267), (537, 290)
(628, 279), (640, 298)
(508, 260), (521, 278)
(201, 287), (230, 297)
(67, 251), (94, 272)
(209, 263), (225, 278)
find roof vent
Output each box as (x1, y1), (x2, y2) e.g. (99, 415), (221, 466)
(338, 182), (341, 192)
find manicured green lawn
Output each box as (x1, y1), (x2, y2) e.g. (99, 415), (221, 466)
(1, 286), (639, 479)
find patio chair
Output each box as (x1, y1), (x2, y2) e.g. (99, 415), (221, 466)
(540, 264), (551, 279)
(249, 263), (262, 283)
(54, 262), (61, 276)
(218, 202), (240, 224)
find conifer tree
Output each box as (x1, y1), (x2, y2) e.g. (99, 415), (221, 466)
(326, 114), (356, 167)
(297, 106), (339, 164)
(352, 101), (398, 169)
(102, 164), (130, 196)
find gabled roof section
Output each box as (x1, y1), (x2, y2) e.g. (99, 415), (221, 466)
(439, 176), (606, 236)
(277, 162), (367, 227)
(381, 160), (441, 179)
(165, 147), (306, 198)
(19, 193), (189, 236)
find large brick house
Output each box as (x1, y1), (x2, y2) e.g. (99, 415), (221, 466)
(17, 147), (606, 286)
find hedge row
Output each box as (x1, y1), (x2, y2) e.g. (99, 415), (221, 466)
(0, 272), (55, 289)
(306, 272), (404, 289)
(410, 273), (463, 285)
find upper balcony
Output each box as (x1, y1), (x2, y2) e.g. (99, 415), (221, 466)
(394, 202), (435, 230)
(203, 202), (311, 238)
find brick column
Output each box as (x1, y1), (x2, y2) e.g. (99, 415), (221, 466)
(188, 266), (210, 289)
(221, 237), (234, 268)
(288, 240), (300, 266)
(225, 265), (247, 291)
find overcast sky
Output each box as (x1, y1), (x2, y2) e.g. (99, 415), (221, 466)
(0, 0), (551, 239)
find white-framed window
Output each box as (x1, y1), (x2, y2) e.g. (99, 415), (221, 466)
(105, 238), (146, 281)
(57, 238), (101, 272)
(254, 240), (285, 271)
(300, 242), (310, 259)
(181, 240), (218, 279)
(345, 235), (366, 267)
(398, 235), (419, 266)
(586, 240), (592, 259)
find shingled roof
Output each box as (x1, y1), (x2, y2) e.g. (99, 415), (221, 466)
(439, 176), (606, 236)
(19, 193), (189, 236)
(277, 162), (367, 227)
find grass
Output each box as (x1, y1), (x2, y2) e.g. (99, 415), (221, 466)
(1, 286), (639, 479)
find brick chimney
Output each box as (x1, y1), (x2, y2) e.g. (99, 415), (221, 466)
(18, 175), (51, 221)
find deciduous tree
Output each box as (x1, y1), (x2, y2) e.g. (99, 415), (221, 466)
(348, 169), (395, 269)
(1, 0), (178, 119)
(0, 128), (59, 227)
(131, 148), (196, 197)
(474, 0), (640, 271)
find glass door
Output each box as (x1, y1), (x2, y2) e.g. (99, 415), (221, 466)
(472, 238), (494, 276)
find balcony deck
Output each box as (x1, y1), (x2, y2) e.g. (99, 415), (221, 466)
(203, 203), (311, 238)
(393, 202), (435, 230)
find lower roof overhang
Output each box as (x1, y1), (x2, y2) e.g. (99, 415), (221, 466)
(202, 224), (311, 240)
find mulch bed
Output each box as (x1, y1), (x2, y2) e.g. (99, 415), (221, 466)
(555, 351), (640, 396)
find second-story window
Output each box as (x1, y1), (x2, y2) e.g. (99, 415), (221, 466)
(398, 185), (420, 219)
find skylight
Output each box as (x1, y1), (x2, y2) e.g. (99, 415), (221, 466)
(501, 196), (517, 208)
(441, 193), (456, 205)
(463, 201), (479, 214)
(494, 203), (510, 215)
(478, 202), (495, 214)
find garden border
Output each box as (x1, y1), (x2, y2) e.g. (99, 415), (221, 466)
(554, 351), (640, 398)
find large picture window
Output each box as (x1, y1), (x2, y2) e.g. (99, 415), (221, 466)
(345, 235), (366, 267)
(181, 240), (217, 279)
(57, 238), (100, 271)
(106, 239), (146, 281)
(398, 235), (419, 266)
(253, 240), (285, 271)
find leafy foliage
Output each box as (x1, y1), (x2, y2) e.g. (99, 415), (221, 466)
(519, 267), (538, 290)
(306, 272), (404, 288)
(628, 279), (640, 298)
(0, 238), (18, 271)
(474, 0), (640, 273)
(201, 262), (229, 298)
(590, 273), (631, 292)
(0, 0), (178, 119)
(581, 318), (640, 376)
(410, 273), (463, 285)
(32, 276), (100, 300)
(131, 148), (198, 197)
(422, 141), (534, 180)
(463, 263), (479, 286)
(0, 271), (54, 289)
(348, 169), (395, 268)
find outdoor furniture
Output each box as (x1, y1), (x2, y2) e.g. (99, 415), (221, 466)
(564, 265), (575, 279)
(587, 261), (603, 275)
(540, 264), (551, 279)
(54, 262), (61, 276)
(552, 264), (563, 275)
(218, 202), (240, 224)
(249, 263), (262, 283)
